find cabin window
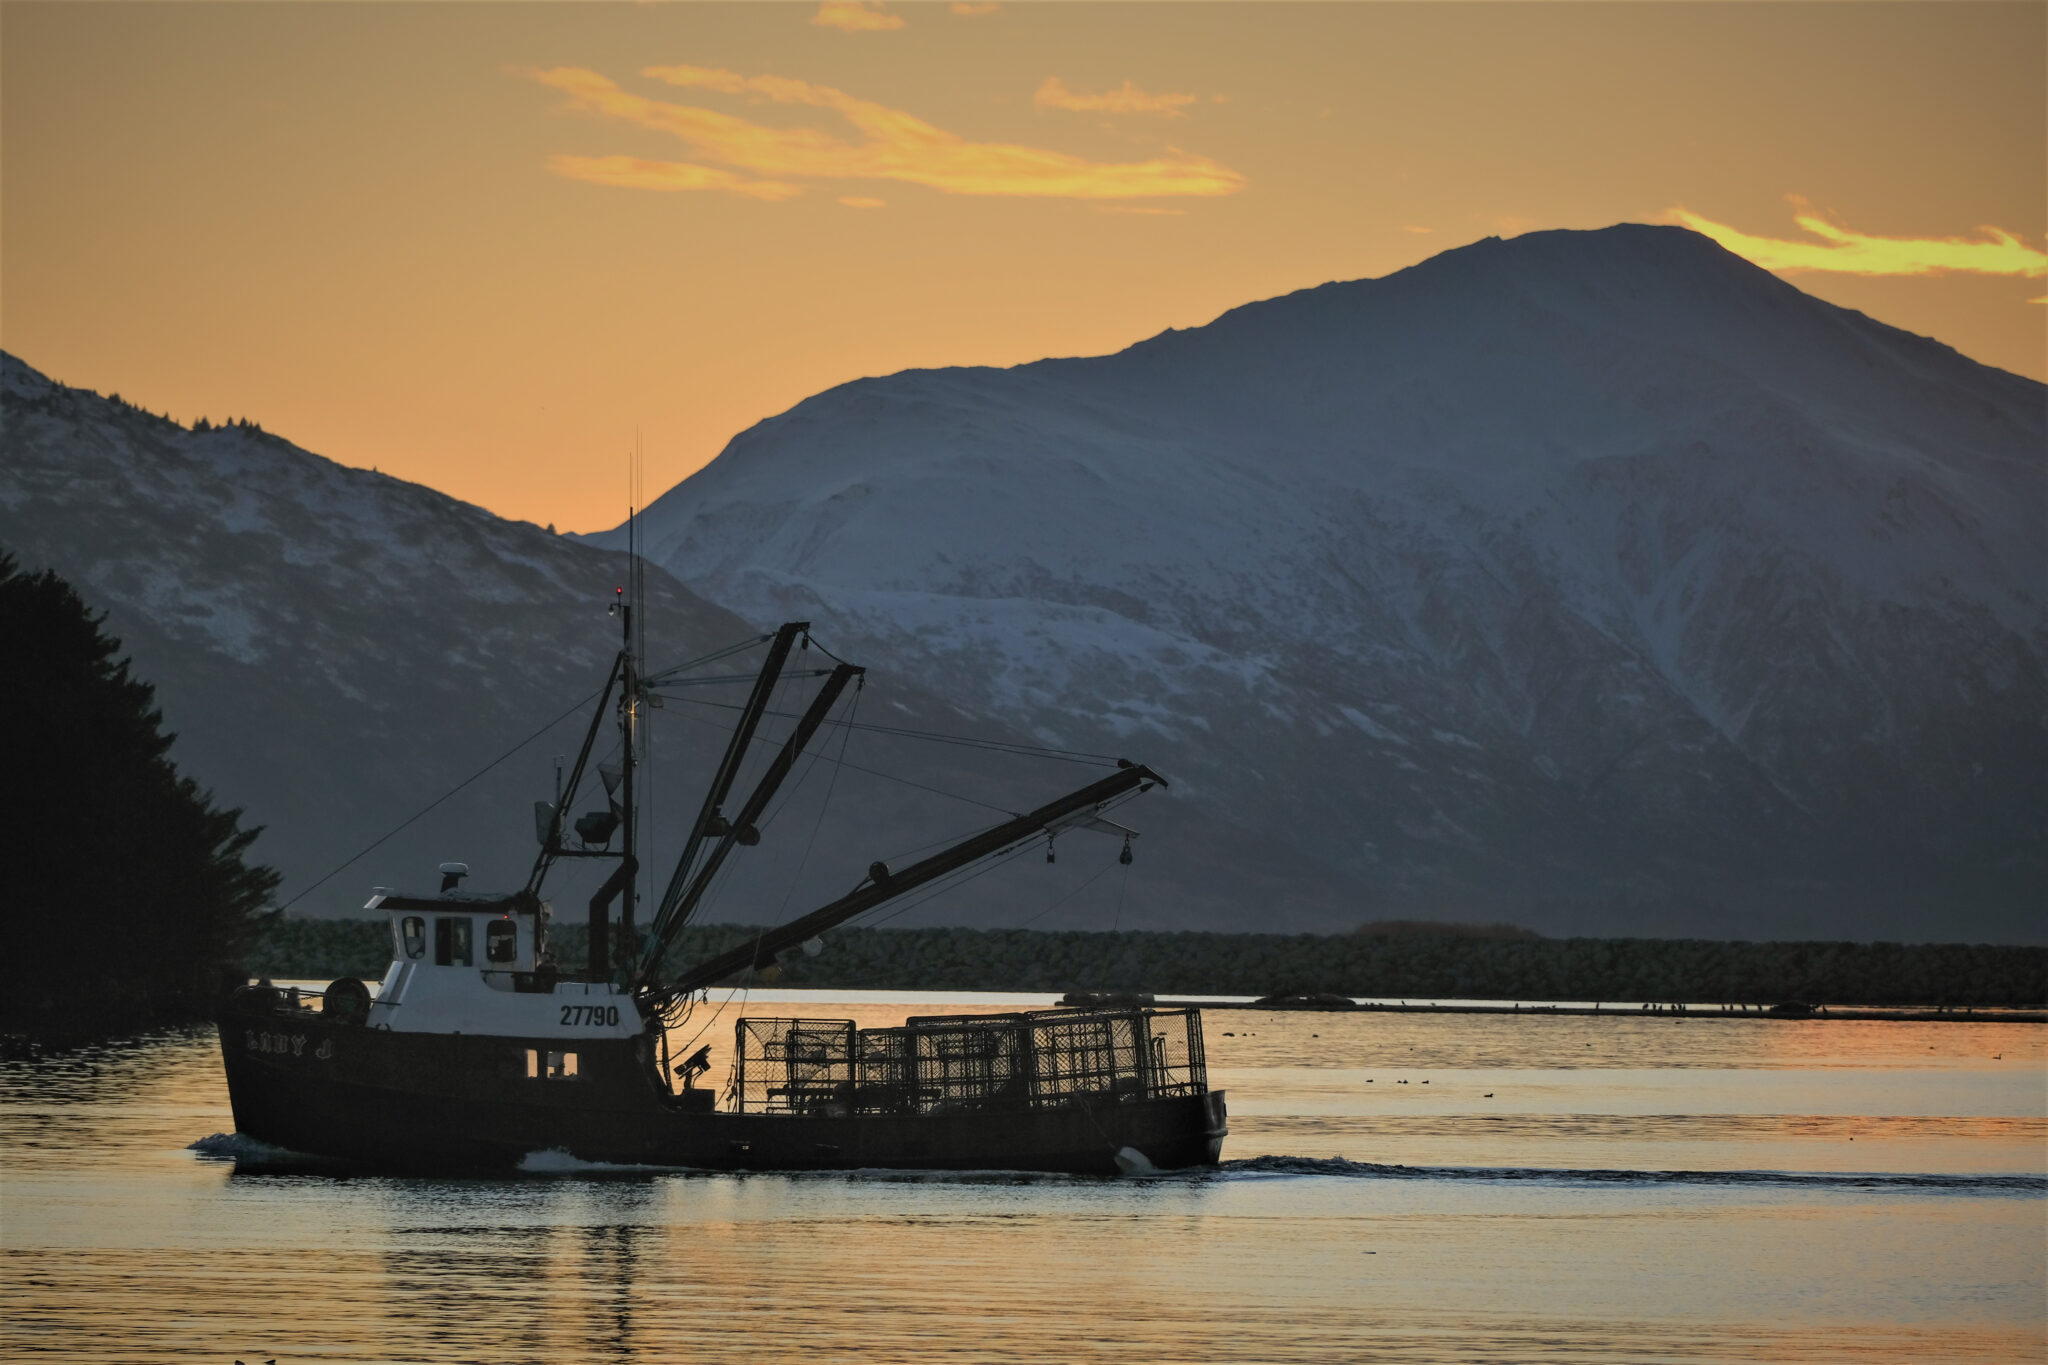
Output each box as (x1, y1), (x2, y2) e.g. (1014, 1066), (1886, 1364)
(523, 1048), (578, 1080)
(435, 917), (473, 967)
(400, 917), (426, 960)
(485, 919), (517, 964)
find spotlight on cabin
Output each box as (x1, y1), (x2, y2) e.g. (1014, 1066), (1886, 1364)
(674, 1044), (712, 1087)
(438, 862), (470, 893)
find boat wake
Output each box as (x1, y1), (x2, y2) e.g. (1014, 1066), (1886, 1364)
(187, 1132), (356, 1172)
(516, 1148), (680, 1176)
(1213, 1154), (2047, 1194)
(186, 1134), (2039, 1194)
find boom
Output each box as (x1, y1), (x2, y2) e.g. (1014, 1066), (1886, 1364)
(657, 763), (1165, 997)
(649, 621), (807, 934)
(636, 661), (862, 981)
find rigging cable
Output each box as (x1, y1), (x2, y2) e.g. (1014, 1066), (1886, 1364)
(270, 684), (606, 914)
(657, 704), (1145, 939)
(638, 633), (777, 688)
(853, 833), (1046, 932)
(652, 684), (856, 1052)
(647, 672), (851, 979)
(649, 669), (840, 689)
(674, 843), (1019, 1061)
(671, 798), (1124, 1055)
(795, 631), (855, 668)
(663, 718), (1138, 1053)
(767, 678), (860, 924)
(1017, 848), (1124, 931)
(651, 692), (1120, 767)
(661, 696), (1015, 816)
(1111, 854), (1131, 933)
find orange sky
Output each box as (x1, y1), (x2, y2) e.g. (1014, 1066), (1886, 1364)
(3, 2), (2042, 533)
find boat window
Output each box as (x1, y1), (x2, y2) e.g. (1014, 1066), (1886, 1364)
(546, 1050), (579, 1080)
(485, 919), (517, 964)
(524, 1048), (540, 1078)
(400, 917), (426, 960)
(435, 917), (473, 967)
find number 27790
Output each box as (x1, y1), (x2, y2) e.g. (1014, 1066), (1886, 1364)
(560, 1005), (621, 1027)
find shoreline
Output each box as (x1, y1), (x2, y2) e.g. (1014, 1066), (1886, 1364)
(1166, 999), (2048, 1023)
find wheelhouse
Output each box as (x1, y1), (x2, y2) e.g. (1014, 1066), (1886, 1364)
(374, 891), (544, 977)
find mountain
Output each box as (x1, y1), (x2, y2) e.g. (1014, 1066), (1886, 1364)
(595, 225), (2047, 942)
(0, 352), (1345, 932)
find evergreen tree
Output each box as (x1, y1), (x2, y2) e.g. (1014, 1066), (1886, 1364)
(0, 551), (279, 1033)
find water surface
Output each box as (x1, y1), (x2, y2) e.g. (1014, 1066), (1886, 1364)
(3, 996), (2041, 1363)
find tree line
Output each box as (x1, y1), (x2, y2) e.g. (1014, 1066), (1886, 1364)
(3, 553), (277, 1039)
(249, 920), (2047, 1007)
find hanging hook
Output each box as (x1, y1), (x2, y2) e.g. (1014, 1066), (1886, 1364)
(1119, 835), (1133, 866)
(1045, 834), (1056, 865)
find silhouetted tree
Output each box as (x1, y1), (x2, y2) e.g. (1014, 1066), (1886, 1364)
(1, 551), (279, 1034)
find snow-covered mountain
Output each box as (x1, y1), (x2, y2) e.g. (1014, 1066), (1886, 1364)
(597, 225), (2047, 941)
(0, 352), (1346, 930)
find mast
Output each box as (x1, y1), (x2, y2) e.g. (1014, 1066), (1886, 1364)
(619, 499), (638, 955)
(529, 499), (644, 982)
(580, 579), (639, 983)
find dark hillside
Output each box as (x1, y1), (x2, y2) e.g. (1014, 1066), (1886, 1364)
(250, 921), (2047, 1009)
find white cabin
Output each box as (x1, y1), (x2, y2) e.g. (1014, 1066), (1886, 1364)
(362, 889), (639, 1042)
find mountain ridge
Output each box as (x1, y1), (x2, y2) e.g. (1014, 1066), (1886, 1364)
(0, 352), (1353, 932)
(595, 224), (2046, 941)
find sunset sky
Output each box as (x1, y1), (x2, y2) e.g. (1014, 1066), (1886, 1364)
(3, 2), (2042, 533)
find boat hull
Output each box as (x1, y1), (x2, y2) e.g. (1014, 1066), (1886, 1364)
(218, 1004), (1227, 1175)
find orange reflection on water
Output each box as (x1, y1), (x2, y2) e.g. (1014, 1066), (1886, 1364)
(1, 1009), (2042, 1364)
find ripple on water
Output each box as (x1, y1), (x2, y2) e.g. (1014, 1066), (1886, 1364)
(1, 1012), (2042, 1364)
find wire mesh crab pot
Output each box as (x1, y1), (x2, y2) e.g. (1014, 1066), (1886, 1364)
(730, 1018), (858, 1114)
(730, 1008), (1207, 1116)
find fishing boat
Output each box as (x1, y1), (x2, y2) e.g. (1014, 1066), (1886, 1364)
(216, 600), (1227, 1175)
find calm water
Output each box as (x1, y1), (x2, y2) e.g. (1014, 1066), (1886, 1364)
(3, 992), (2042, 1364)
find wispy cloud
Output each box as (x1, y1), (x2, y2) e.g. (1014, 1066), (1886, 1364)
(546, 154), (802, 200)
(526, 65), (1245, 201)
(949, 2), (999, 14)
(1035, 76), (1199, 118)
(811, 2), (903, 33)
(1667, 198), (2047, 279)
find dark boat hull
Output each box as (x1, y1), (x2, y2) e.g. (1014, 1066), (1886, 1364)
(218, 1005), (1227, 1175)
